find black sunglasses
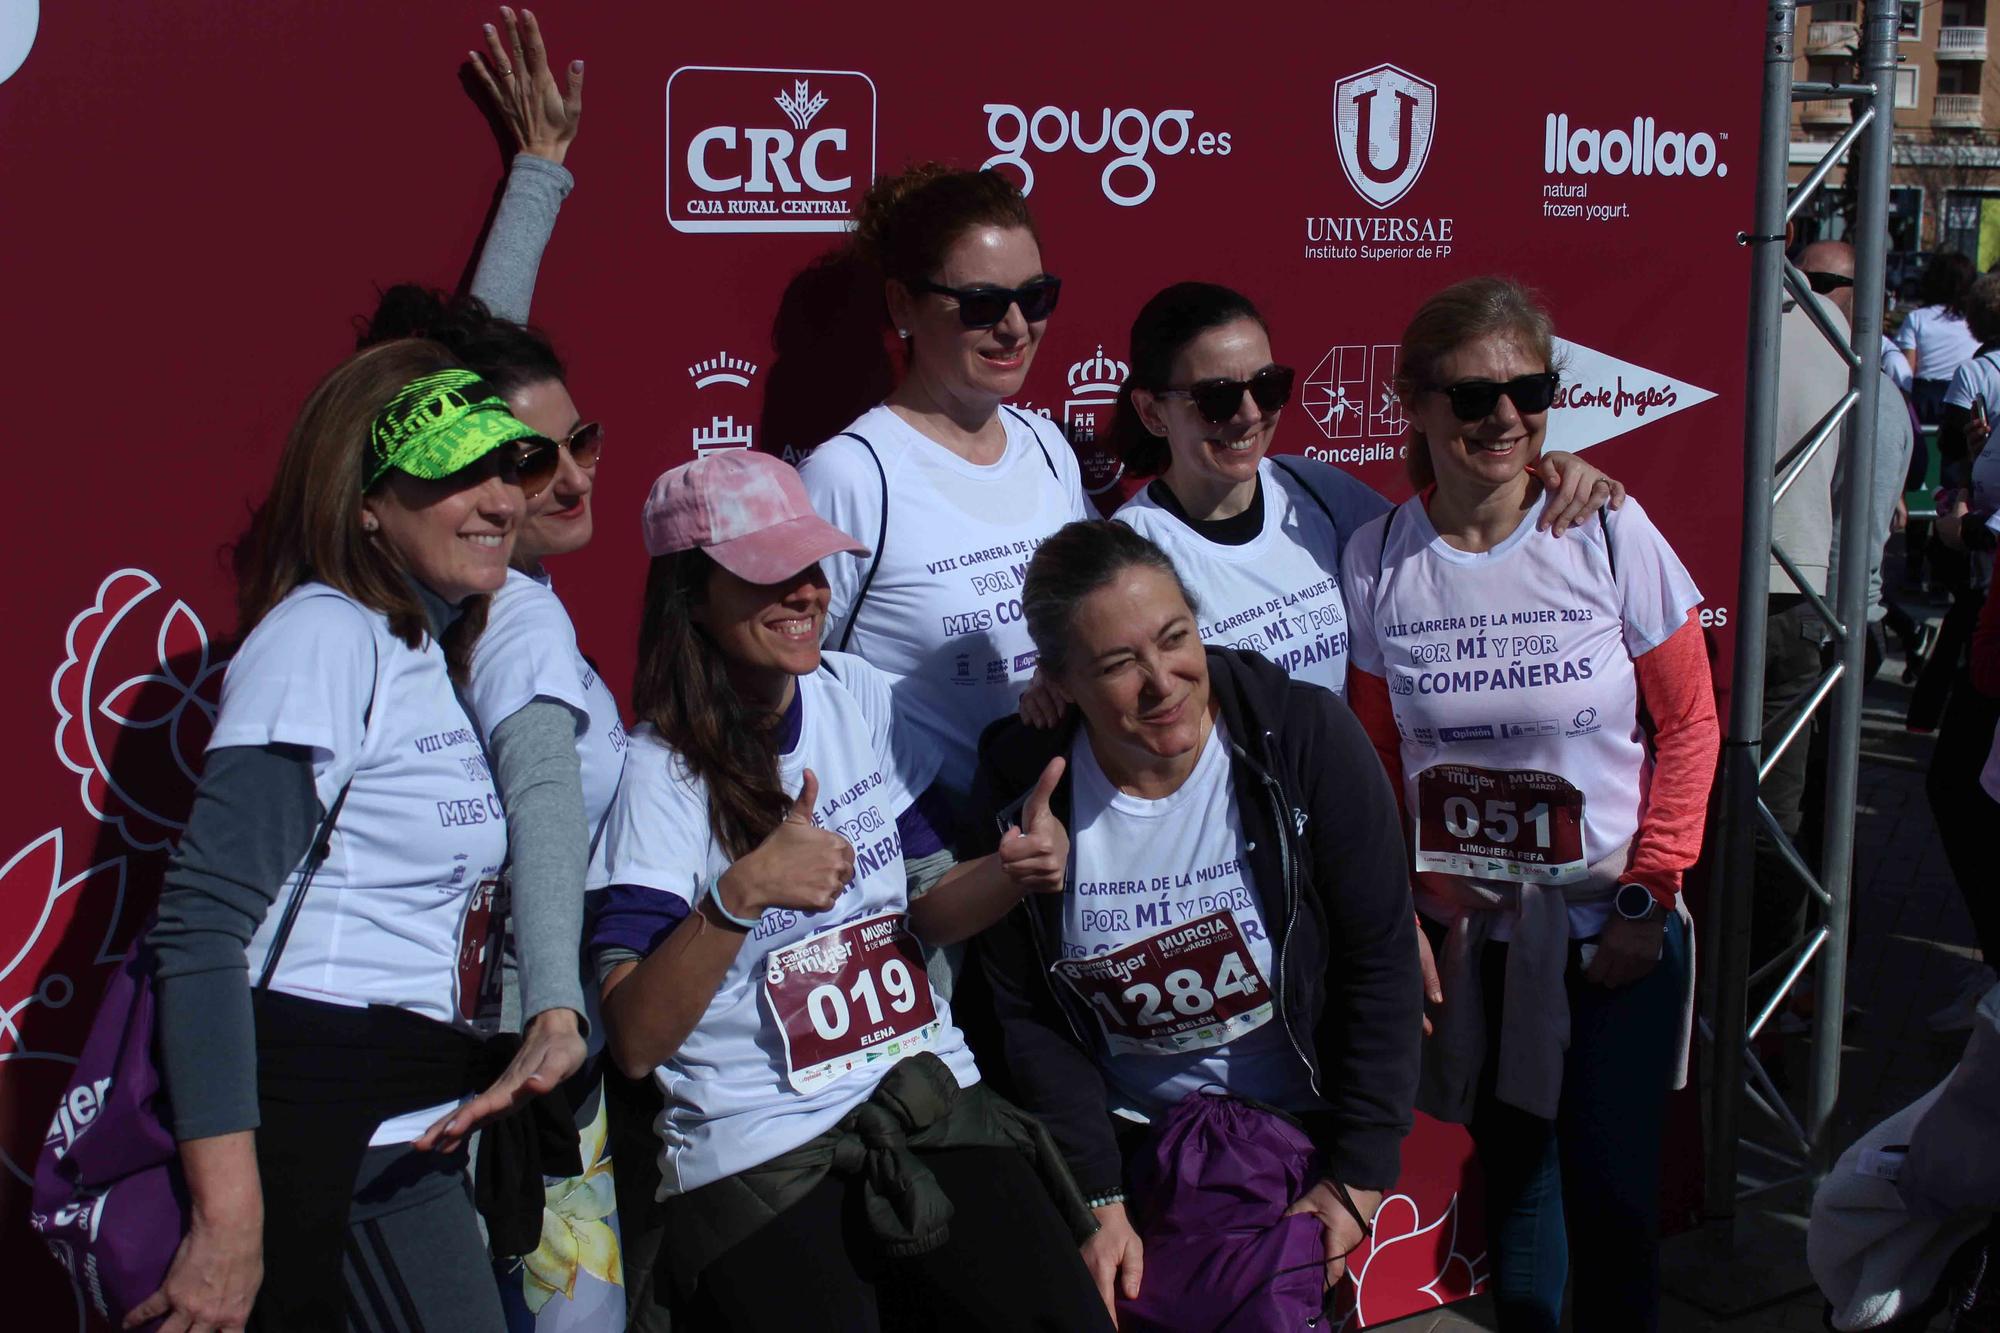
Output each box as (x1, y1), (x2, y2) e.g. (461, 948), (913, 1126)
(1155, 365), (1296, 424)
(513, 422), (603, 500)
(1428, 371), (1561, 421)
(1804, 270), (1855, 294)
(911, 276), (1062, 328)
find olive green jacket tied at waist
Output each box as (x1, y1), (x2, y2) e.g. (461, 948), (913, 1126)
(662, 1052), (1097, 1291)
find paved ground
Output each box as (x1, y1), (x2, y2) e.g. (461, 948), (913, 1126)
(1381, 575), (1986, 1332)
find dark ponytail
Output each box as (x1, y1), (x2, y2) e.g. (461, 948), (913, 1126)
(358, 284), (566, 396)
(630, 551), (791, 860)
(1111, 282), (1269, 477)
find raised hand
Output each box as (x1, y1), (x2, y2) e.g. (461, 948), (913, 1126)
(716, 770), (856, 919)
(1533, 450), (1627, 537)
(999, 757), (1069, 895)
(469, 7), (583, 165)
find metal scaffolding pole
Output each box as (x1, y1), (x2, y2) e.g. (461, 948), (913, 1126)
(1810, 0), (1893, 1175)
(1704, 0), (1794, 1246)
(1700, 0), (1890, 1248)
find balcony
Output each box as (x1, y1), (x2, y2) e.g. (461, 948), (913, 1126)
(1802, 100), (1854, 126)
(1937, 26), (1989, 59)
(1804, 20), (1860, 53)
(1934, 93), (1987, 127)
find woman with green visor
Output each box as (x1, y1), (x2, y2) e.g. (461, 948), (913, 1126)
(138, 341), (564, 1331)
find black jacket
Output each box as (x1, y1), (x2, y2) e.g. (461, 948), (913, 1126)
(965, 647), (1422, 1200)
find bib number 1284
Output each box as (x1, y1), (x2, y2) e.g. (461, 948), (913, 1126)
(1051, 911), (1275, 1057)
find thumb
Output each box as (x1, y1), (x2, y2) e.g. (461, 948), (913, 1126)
(789, 769), (820, 823)
(1122, 1242), (1144, 1300)
(1025, 756), (1066, 830)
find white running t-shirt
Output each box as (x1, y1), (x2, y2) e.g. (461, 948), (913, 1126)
(586, 653), (975, 1193)
(1114, 458), (1389, 698)
(799, 404), (1093, 804)
(1943, 350), (2000, 517)
(211, 585), (510, 1144)
(1898, 304), (1980, 381)
(1341, 494), (1701, 938)
(468, 568), (629, 842)
(1059, 715), (1314, 1118)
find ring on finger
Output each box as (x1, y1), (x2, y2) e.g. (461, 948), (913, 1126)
(498, 65), (516, 77)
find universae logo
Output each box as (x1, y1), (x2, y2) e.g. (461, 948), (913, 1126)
(1332, 64), (1437, 210)
(666, 66), (876, 233)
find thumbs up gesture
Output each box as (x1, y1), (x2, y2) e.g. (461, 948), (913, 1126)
(716, 769), (857, 920)
(999, 757), (1069, 896)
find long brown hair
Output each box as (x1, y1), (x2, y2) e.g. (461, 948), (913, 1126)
(1393, 277), (1558, 490)
(630, 550), (792, 860)
(233, 339), (491, 679)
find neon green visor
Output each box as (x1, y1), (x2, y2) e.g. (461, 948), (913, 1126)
(363, 369), (546, 490)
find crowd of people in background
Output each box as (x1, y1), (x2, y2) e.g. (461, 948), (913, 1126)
(35, 8), (2000, 1333)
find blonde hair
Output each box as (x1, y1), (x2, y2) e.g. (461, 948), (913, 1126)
(1394, 277), (1558, 489)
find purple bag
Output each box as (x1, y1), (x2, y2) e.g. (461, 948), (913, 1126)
(1119, 1090), (1332, 1333)
(29, 940), (186, 1330)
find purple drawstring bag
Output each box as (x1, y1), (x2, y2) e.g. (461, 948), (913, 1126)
(1118, 1090), (1333, 1333)
(29, 940), (186, 1331)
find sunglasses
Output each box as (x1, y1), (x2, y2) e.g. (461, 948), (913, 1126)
(1155, 365), (1296, 424)
(1428, 372), (1561, 421)
(911, 276), (1062, 328)
(514, 421), (604, 500)
(1804, 270), (1855, 294)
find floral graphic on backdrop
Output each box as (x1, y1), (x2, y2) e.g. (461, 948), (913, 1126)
(51, 569), (224, 852)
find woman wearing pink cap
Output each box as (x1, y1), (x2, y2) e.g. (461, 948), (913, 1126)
(588, 451), (1112, 1330)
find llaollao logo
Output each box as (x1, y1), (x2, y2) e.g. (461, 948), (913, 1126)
(1332, 64), (1437, 210)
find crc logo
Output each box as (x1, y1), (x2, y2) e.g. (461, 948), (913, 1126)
(1332, 64), (1437, 211)
(666, 67), (876, 233)
(1543, 114), (1727, 178)
(981, 103), (1231, 208)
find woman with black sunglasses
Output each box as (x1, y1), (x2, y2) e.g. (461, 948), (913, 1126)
(798, 164), (1093, 825)
(1108, 282), (1625, 704)
(356, 12), (635, 1323)
(1338, 277), (1720, 1333)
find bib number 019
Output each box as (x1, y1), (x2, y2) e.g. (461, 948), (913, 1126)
(805, 957), (921, 1040)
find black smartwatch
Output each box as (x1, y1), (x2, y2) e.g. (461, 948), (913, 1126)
(1614, 882), (1662, 922)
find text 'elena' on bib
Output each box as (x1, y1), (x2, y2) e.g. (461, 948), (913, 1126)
(1414, 764), (1587, 883)
(1051, 911), (1274, 1057)
(457, 875), (507, 1030)
(763, 911), (939, 1093)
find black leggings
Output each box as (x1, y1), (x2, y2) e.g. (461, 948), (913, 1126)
(686, 1146), (1113, 1333)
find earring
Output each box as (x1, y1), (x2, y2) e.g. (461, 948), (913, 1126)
(362, 516), (379, 533)
(897, 327), (909, 339)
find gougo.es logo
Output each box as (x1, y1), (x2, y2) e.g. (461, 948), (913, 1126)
(981, 103), (1232, 207)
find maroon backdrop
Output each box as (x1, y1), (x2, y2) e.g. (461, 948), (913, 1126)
(2, 2), (1762, 1325)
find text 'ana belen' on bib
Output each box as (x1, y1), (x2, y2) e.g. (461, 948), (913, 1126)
(762, 909), (940, 1093)
(1414, 763), (1589, 884)
(1050, 910), (1275, 1058)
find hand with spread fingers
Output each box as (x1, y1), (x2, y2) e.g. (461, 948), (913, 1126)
(1000, 757), (1069, 895)
(414, 1006), (585, 1154)
(468, 6), (583, 165)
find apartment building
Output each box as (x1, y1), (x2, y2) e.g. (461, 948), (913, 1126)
(1792, 0), (1998, 276)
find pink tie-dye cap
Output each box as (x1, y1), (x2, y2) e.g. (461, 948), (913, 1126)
(640, 450), (869, 583)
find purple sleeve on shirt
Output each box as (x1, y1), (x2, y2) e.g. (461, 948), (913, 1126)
(588, 884), (692, 961)
(897, 784), (953, 860)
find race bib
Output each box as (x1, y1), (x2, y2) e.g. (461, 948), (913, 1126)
(762, 911), (940, 1093)
(1414, 764), (1587, 883)
(1050, 912), (1274, 1057)
(456, 875), (507, 1028)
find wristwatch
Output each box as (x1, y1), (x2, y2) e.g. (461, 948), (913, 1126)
(1614, 882), (1662, 922)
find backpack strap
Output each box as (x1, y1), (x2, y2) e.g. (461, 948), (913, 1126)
(1000, 404), (1063, 485)
(256, 634), (380, 991)
(833, 431), (889, 654)
(1378, 502), (1400, 582)
(1598, 504), (1618, 586)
